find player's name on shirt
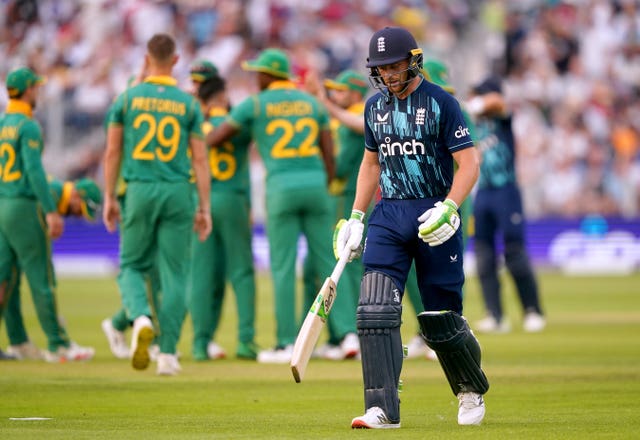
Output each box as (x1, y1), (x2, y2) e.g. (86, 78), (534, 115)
(266, 100), (313, 117)
(0, 125), (18, 140)
(130, 97), (186, 116)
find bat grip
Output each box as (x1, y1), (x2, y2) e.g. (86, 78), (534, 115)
(330, 246), (353, 284)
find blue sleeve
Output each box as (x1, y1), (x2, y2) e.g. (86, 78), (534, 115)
(441, 95), (473, 153)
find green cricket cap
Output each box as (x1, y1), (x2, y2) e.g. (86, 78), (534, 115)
(324, 70), (368, 96)
(423, 59), (455, 94)
(6, 67), (45, 98)
(190, 60), (220, 83)
(241, 48), (290, 79)
(75, 178), (102, 221)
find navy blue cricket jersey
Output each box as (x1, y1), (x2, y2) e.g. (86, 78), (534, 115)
(473, 115), (516, 189)
(364, 78), (474, 199)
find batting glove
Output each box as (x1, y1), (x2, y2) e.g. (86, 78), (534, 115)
(417, 199), (460, 246)
(333, 210), (365, 261)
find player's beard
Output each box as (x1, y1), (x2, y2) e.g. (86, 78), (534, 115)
(383, 72), (411, 97)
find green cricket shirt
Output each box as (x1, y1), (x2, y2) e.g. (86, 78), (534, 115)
(226, 81), (330, 192)
(204, 107), (252, 194)
(0, 100), (56, 213)
(107, 76), (204, 183)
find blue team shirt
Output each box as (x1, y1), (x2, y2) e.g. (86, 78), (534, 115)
(364, 78), (474, 199)
(474, 115), (516, 189)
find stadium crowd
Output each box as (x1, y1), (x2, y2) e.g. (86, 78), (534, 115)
(1, 0), (639, 220)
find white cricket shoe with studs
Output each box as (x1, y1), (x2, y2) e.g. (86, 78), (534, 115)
(475, 316), (511, 334)
(523, 312), (546, 333)
(405, 334), (437, 360)
(340, 333), (360, 359)
(7, 341), (43, 360)
(457, 392), (485, 425)
(157, 353), (182, 376)
(351, 406), (400, 429)
(257, 345), (293, 364)
(101, 318), (129, 359)
(130, 316), (154, 370)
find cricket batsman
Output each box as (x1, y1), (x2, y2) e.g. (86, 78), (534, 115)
(333, 27), (489, 428)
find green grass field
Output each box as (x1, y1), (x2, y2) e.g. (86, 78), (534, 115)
(1, 271), (639, 439)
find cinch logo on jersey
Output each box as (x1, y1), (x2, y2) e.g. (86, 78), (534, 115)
(379, 136), (425, 156)
(455, 125), (471, 139)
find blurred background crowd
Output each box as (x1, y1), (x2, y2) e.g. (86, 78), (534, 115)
(1, 0), (639, 221)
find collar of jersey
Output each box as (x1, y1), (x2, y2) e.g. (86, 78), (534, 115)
(5, 99), (33, 118)
(58, 181), (74, 216)
(267, 80), (296, 90)
(347, 101), (365, 114)
(143, 75), (177, 86)
(209, 107), (228, 117)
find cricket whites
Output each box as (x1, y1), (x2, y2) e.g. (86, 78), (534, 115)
(290, 247), (352, 382)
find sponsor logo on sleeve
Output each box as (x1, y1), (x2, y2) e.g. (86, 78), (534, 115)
(454, 125), (470, 139)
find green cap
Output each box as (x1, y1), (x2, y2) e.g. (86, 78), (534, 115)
(6, 67), (45, 98)
(75, 178), (102, 221)
(241, 49), (290, 79)
(423, 59), (455, 94)
(190, 60), (220, 83)
(324, 70), (368, 96)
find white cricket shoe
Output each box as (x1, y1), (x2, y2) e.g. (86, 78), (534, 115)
(43, 342), (95, 363)
(457, 392), (485, 425)
(7, 341), (43, 360)
(157, 353), (182, 376)
(130, 316), (154, 370)
(207, 342), (227, 360)
(475, 316), (511, 334)
(523, 312), (546, 333)
(64, 342), (96, 361)
(340, 333), (360, 359)
(313, 333), (360, 360)
(149, 344), (160, 362)
(257, 344), (293, 364)
(405, 335), (438, 361)
(351, 406), (400, 429)
(312, 343), (342, 360)
(101, 318), (129, 359)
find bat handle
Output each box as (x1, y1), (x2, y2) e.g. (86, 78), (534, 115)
(331, 246), (353, 284)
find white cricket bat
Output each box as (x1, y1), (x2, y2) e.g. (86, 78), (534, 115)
(291, 247), (352, 383)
